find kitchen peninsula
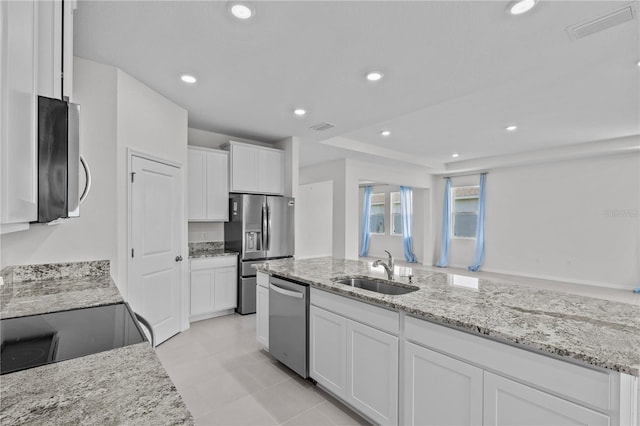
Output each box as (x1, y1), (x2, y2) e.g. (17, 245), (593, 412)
(0, 261), (193, 425)
(255, 257), (640, 426)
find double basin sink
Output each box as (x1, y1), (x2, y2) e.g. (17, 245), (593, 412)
(333, 276), (419, 295)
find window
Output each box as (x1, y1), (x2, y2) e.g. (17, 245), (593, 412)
(369, 193), (385, 234)
(452, 186), (479, 238)
(391, 192), (402, 235)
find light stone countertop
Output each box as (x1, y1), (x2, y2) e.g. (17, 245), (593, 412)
(254, 257), (640, 376)
(0, 260), (123, 319)
(188, 241), (238, 259)
(0, 260), (193, 425)
(0, 343), (193, 425)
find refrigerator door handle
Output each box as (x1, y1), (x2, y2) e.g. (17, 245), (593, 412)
(261, 203), (268, 250)
(266, 203), (272, 251)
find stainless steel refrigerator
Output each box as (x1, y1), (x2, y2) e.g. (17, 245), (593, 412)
(224, 193), (295, 314)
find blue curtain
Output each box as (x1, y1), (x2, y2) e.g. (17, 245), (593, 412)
(468, 173), (487, 271)
(400, 186), (417, 263)
(359, 186), (373, 257)
(436, 178), (451, 267)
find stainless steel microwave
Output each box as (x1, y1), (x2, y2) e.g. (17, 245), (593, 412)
(36, 96), (80, 223)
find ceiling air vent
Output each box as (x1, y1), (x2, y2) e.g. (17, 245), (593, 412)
(309, 122), (335, 131)
(567, 5), (635, 41)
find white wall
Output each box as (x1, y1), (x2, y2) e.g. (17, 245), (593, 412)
(296, 181), (333, 258)
(1, 58), (118, 272)
(115, 69), (188, 310)
(434, 153), (640, 289)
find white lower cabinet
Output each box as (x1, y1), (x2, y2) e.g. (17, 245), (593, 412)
(483, 372), (610, 426)
(189, 256), (237, 322)
(404, 342), (483, 426)
(309, 289), (399, 425)
(304, 289), (630, 426)
(256, 272), (269, 349)
(309, 305), (348, 399)
(348, 320), (398, 425)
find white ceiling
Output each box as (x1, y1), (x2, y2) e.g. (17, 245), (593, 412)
(74, 1), (640, 170)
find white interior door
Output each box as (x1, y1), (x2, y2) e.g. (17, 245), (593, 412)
(130, 155), (183, 345)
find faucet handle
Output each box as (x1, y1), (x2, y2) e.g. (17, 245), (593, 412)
(384, 250), (394, 269)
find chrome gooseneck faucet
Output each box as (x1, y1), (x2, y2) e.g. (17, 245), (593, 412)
(373, 250), (394, 280)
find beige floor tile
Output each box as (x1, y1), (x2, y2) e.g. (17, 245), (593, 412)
(316, 398), (371, 426)
(195, 393), (279, 426)
(157, 313), (367, 425)
(253, 377), (325, 424)
(283, 405), (336, 426)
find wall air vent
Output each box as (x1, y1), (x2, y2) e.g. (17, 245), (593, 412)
(567, 5), (635, 40)
(309, 122), (335, 131)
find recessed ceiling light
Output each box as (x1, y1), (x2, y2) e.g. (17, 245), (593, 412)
(637, 60), (640, 67)
(293, 108), (307, 116)
(507, 0), (537, 15)
(180, 74), (197, 84)
(366, 71), (384, 82)
(380, 130), (391, 137)
(505, 125), (518, 131)
(229, 3), (253, 20)
(451, 153), (460, 158)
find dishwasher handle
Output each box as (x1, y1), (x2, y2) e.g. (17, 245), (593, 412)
(270, 282), (305, 299)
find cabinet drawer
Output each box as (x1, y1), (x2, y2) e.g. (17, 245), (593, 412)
(405, 316), (612, 412)
(310, 287), (399, 335)
(190, 256), (237, 271)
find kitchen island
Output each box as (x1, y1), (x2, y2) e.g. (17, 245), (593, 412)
(0, 260), (193, 425)
(255, 257), (640, 426)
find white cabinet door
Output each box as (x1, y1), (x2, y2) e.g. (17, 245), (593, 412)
(213, 266), (237, 311)
(404, 342), (483, 426)
(188, 147), (228, 221)
(347, 320), (398, 426)
(483, 372), (610, 426)
(1, 0), (38, 229)
(37, 0), (62, 99)
(190, 269), (214, 316)
(256, 284), (269, 349)
(205, 150), (228, 221)
(62, 0), (74, 100)
(310, 305), (348, 400)
(187, 148), (206, 220)
(258, 148), (284, 195)
(230, 142), (257, 193)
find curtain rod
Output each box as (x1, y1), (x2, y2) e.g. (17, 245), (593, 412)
(441, 171), (488, 179)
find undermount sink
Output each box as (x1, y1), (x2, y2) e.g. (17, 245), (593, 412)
(334, 276), (419, 295)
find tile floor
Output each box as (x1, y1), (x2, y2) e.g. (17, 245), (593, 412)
(155, 313), (370, 426)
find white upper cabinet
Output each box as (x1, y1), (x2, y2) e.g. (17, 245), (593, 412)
(226, 141), (284, 195)
(1, 0), (39, 232)
(257, 147), (284, 195)
(1, 0), (74, 233)
(187, 146), (229, 222)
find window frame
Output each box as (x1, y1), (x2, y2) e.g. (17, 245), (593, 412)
(390, 191), (402, 237)
(451, 185), (479, 240)
(369, 192), (386, 235)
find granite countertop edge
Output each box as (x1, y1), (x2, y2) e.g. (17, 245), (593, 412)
(254, 259), (640, 377)
(188, 249), (239, 259)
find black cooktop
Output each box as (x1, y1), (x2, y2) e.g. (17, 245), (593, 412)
(0, 303), (147, 375)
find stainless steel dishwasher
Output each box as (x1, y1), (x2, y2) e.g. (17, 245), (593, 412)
(269, 275), (309, 378)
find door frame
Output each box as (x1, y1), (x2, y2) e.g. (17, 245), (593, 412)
(126, 148), (189, 335)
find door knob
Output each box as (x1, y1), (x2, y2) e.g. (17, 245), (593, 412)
(175, 255), (183, 262)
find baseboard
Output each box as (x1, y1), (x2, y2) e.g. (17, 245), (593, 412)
(189, 308), (235, 323)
